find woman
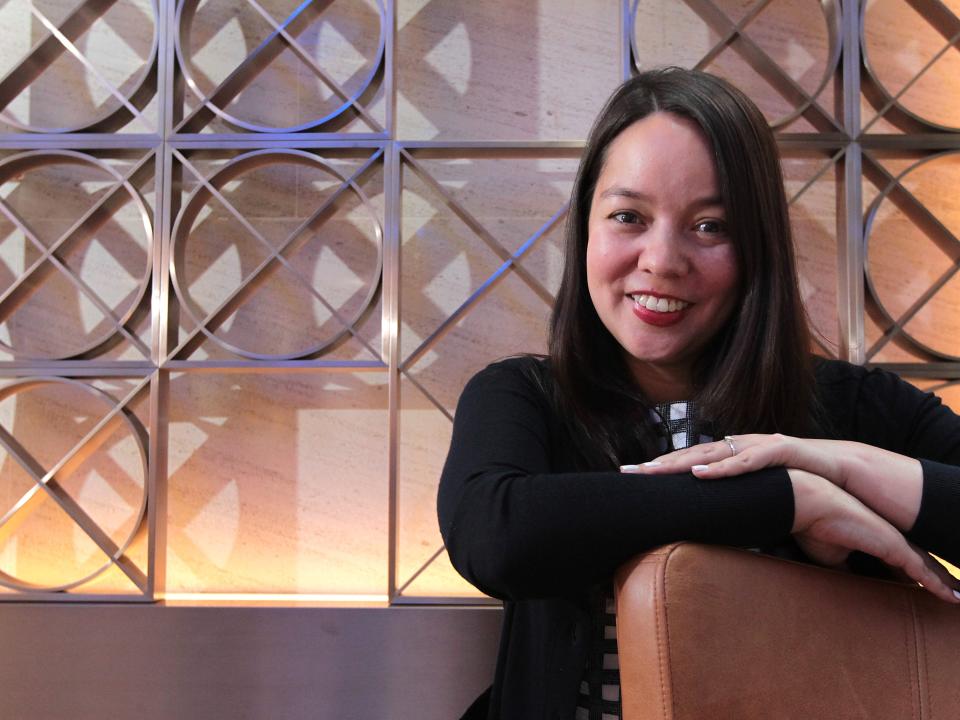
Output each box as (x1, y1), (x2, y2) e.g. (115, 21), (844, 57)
(437, 67), (960, 720)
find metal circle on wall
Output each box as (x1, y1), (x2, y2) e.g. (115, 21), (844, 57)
(169, 149), (383, 360)
(0, 377), (148, 593)
(630, 0), (842, 129)
(175, 0), (386, 133)
(864, 151), (960, 360)
(0, 0), (158, 134)
(0, 150), (153, 361)
(861, 0), (960, 132)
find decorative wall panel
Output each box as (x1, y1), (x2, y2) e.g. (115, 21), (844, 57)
(633, 0), (841, 131)
(396, 0), (620, 140)
(166, 371), (388, 596)
(0, 0), (159, 134)
(865, 151), (960, 362)
(174, 0), (386, 134)
(0, 0), (957, 603)
(396, 149), (574, 599)
(0, 149), (155, 361)
(0, 374), (151, 597)
(167, 147), (384, 362)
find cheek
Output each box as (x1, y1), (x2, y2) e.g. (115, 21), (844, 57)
(584, 241), (617, 323)
(584, 232), (607, 291)
(704, 250), (740, 308)
(585, 227), (624, 284)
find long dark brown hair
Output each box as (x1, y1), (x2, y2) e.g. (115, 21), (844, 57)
(547, 67), (814, 467)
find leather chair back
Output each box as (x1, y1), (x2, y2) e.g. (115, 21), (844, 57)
(614, 543), (960, 719)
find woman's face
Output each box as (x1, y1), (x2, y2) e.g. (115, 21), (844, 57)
(586, 112), (740, 401)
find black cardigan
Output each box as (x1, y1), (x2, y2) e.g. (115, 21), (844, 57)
(438, 356), (960, 720)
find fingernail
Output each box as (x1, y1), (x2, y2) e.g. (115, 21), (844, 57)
(953, 589), (960, 601)
(692, 464), (709, 472)
(643, 461), (662, 467)
(620, 464), (640, 472)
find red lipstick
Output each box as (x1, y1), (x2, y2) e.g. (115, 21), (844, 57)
(632, 303), (685, 326)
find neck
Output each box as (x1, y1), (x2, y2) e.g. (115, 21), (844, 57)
(626, 358), (692, 403)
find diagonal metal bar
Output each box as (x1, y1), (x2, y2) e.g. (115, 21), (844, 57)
(241, 0), (384, 132)
(400, 150), (556, 306)
(692, 0), (777, 69)
(176, 0), (334, 133)
(861, 154), (960, 261)
(396, 544), (445, 596)
(400, 203), (567, 372)
(904, 0), (960, 45)
(861, 28), (960, 135)
(0, 199), (151, 357)
(400, 369), (453, 422)
(0, 0), (120, 114)
(28, 4), (153, 131)
(786, 148), (846, 205)
(167, 148), (382, 360)
(866, 260), (960, 361)
(402, 260), (517, 374)
(0, 151), (154, 335)
(179, 152), (383, 361)
(683, 0), (841, 133)
(0, 374), (152, 537)
(41, 377), (151, 489)
(396, 203), (567, 425)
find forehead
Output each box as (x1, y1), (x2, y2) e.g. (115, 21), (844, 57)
(595, 112), (719, 199)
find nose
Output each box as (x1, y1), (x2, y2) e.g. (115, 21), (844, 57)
(638, 223), (689, 277)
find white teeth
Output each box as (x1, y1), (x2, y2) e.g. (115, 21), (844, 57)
(632, 294), (689, 313)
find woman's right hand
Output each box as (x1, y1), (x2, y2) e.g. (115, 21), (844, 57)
(789, 468), (960, 603)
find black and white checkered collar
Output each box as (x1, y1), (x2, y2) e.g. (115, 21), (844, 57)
(648, 400), (714, 451)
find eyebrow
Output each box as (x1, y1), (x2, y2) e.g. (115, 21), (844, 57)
(597, 186), (723, 209)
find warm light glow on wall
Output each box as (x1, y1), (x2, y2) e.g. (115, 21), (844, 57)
(162, 592), (389, 606)
(0, 0), (958, 605)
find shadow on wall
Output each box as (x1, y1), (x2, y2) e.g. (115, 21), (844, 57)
(398, 0), (619, 141)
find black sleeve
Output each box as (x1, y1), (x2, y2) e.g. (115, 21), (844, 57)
(437, 359), (795, 601)
(847, 366), (960, 564)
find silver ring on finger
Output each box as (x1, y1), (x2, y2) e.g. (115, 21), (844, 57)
(723, 435), (738, 457)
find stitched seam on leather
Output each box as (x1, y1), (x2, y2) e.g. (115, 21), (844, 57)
(900, 592), (918, 720)
(662, 557), (677, 720)
(912, 596), (930, 720)
(907, 593), (921, 720)
(653, 553), (672, 720)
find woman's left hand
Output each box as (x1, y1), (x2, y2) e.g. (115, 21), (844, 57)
(622, 434), (923, 532)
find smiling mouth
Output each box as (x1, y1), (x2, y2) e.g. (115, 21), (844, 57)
(631, 293), (691, 313)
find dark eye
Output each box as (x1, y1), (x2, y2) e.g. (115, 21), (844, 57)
(611, 211), (640, 224)
(694, 219), (726, 235)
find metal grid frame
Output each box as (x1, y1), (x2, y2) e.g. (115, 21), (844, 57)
(0, 0), (956, 604)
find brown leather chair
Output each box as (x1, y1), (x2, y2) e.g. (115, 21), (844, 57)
(614, 543), (960, 720)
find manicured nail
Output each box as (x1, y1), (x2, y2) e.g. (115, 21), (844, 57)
(953, 589), (960, 600)
(620, 464), (640, 472)
(643, 461), (662, 467)
(692, 464), (710, 472)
